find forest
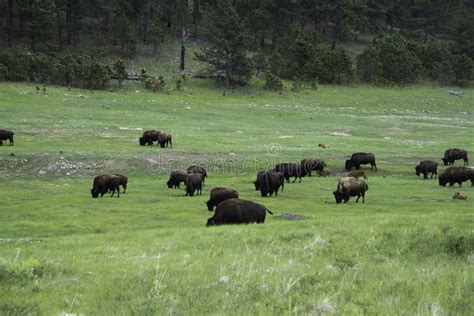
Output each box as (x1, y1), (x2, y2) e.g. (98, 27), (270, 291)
(0, 0), (473, 88)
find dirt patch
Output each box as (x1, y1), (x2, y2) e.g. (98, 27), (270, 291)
(119, 127), (143, 131)
(330, 132), (351, 137)
(276, 213), (310, 221)
(401, 140), (436, 146)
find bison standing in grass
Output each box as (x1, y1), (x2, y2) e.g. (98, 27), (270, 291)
(274, 162), (307, 183)
(139, 130), (161, 146)
(301, 159), (326, 176)
(206, 198), (273, 226)
(438, 166), (474, 187)
(167, 171), (188, 189)
(256, 171), (285, 197)
(158, 132), (172, 148)
(206, 187), (239, 211)
(442, 148), (468, 166)
(91, 174), (122, 198)
(187, 165), (207, 184)
(0, 129), (14, 146)
(333, 177), (369, 203)
(345, 152), (377, 171)
(415, 160), (438, 180)
(185, 173), (203, 196)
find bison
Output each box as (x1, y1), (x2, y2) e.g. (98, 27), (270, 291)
(415, 160), (438, 180)
(274, 162), (307, 183)
(114, 174), (128, 193)
(453, 192), (467, 200)
(158, 132), (172, 148)
(342, 170), (368, 181)
(438, 166), (474, 187)
(256, 171), (285, 197)
(0, 129), (14, 146)
(206, 187), (239, 211)
(185, 173), (203, 196)
(91, 174), (121, 198)
(187, 165), (207, 184)
(301, 159), (326, 177)
(442, 148), (468, 166)
(333, 177), (368, 203)
(167, 171), (188, 189)
(345, 152), (377, 171)
(206, 198), (273, 226)
(139, 130), (161, 146)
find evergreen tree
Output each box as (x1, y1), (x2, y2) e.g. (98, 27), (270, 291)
(113, 59), (127, 87)
(194, 1), (252, 88)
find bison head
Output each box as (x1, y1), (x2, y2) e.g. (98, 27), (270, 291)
(206, 218), (216, 226)
(205, 201), (213, 211)
(166, 180), (174, 189)
(91, 189), (100, 198)
(333, 191), (344, 204)
(415, 165), (421, 177)
(345, 159), (354, 171)
(253, 180), (260, 191)
(139, 137), (147, 146)
(438, 175), (448, 186)
(441, 157), (449, 165)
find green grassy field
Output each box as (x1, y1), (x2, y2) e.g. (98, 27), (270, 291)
(0, 82), (473, 315)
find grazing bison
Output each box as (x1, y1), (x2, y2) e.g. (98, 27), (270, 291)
(91, 174), (121, 198)
(333, 177), (368, 203)
(167, 171), (188, 189)
(139, 130), (161, 146)
(345, 152), (377, 171)
(453, 192), (467, 200)
(158, 132), (172, 148)
(415, 160), (438, 180)
(274, 162), (307, 183)
(114, 174), (128, 193)
(185, 173), (203, 196)
(257, 171), (285, 197)
(206, 187), (239, 211)
(206, 198), (273, 226)
(442, 148), (468, 166)
(438, 166), (474, 187)
(342, 170), (368, 180)
(187, 165), (207, 184)
(0, 129), (14, 146)
(301, 159), (326, 177)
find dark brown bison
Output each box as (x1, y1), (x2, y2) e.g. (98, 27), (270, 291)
(442, 148), (468, 166)
(139, 130), (161, 146)
(206, 198), (273, 226)
(415, 160), (438, 180)
(0, 129), (14, 146)
(333, 177), (368, 203)
(345, 152), (377, 171)
(114, 174), (128, 193)
(206, 187), (239, 211)
(158, 132), (172, 148)
(256, 171), (285, 197)
(274, 162), (307, 183)
(342, 170), (368, 180)
(438, 166), (474, 187)
(301, 159), (326, 176)
(187, 165), (207, 184)
(167, 171), (188, 189)
(91, 174), (121, 198)
(185, 173), (203, 196)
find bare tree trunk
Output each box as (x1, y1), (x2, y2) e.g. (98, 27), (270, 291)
(6, 0), (14, 47)
(193, 0), (199, 38)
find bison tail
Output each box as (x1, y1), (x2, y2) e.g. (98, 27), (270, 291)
(265, 208), (274, 215)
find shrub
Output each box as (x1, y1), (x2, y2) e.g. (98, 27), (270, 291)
(264, 73), (284, 91)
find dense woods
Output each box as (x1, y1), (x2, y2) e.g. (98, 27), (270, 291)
(0, 0), (473, 88)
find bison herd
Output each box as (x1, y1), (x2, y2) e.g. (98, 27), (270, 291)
(1, 128), (470, 226)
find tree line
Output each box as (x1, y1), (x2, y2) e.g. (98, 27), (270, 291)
(0, 0), (473, 88)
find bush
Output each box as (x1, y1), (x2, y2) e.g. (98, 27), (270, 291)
(264, 73), (284, 91)
(144, 75), (166, 92)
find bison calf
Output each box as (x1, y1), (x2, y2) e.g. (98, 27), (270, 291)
(206, 198), (273, 226)
(453, 192), (467, 200)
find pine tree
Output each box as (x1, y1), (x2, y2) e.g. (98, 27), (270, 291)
(194, 0), (252, 88)
(113, 59), (127, 87)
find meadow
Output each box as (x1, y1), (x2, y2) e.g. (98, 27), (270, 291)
(0, 82), (473, 315)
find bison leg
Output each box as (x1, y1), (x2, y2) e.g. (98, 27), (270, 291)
(423, 172), (428, 180)
(458, 181), (462, 187)
(355, 194), (360, 203)
(122, 184), (127, 193)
